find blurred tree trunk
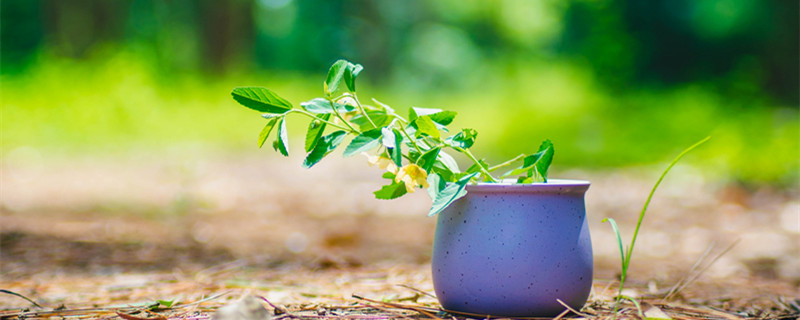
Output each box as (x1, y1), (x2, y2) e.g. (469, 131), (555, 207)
(353, 0), (392, 83)
(41, 0), (130, 58)
(195, 0), (255, 74)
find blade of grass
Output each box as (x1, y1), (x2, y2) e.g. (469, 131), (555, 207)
(602, 218), (627, 273)
(605, 136), (710, 318)
(624, 136), (711, 266)
(0, 289), (44, 308)
(620, 295), (644, 319)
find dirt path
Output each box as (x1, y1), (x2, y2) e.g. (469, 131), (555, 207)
(1, 153), (798, 318)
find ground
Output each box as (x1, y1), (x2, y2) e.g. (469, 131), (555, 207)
(1, 153), (798, 319)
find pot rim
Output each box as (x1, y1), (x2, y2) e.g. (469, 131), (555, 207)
(465, 178), (590, 193)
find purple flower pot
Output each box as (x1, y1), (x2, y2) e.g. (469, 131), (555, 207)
(431, 179), (592, 317)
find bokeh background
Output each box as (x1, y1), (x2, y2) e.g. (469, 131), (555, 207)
(2, 0), (798, 184)
(2, 0), (800, 305)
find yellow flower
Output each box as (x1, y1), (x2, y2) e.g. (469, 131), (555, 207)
(395, 164), (430, 193)
(363, 153), (398, 174)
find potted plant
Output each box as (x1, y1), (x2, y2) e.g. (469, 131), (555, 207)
(231, 60), (592, 317)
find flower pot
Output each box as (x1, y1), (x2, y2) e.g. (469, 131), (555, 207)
(431, 179), (592, 317)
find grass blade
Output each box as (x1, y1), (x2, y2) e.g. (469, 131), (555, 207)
(625, 136), (711, 265)
(602, 218), (626, 270)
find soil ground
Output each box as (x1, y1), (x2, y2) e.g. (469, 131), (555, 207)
(1, 153), (798, 319)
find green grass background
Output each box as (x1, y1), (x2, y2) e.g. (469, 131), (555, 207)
(2, 51), (798, 186)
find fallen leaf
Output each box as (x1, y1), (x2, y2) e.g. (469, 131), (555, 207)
(644, 305), (672, 320)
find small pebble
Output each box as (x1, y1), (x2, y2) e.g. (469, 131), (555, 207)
(213, 295), (271, 320)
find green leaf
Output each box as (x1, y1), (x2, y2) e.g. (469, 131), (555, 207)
(258, 117), (280, 148)
(409, 107), (456, 126)
(301, 98), (355, 114)
(501, 139), (554, 182)
(517, 176), (533, 184)
(429, 111), (457, 126)
(412, 116), (440, 139)
(325, 60), (348, 95)
(437, 151), (460, 175)
(302, 130), (347, 168)
(431, 165), (456, 182)
(427, 172), (478, 216)
(410, 147), (453, 179)
(502, 160), (533, 178)
(351, 111), (393, 130)
(446, 128), (478, 149)
(344, 62), (363, 92)
(426, 173), (446, 200)
(416, 146), (441, 172)
(372, 98), (396, 115)
(273, 117), (289, 156)
(156, 300), (176, 308)
(374, 181), (408, 200)
(389, 128), (404, 167)
(304, 114), (331, 152)
(232, 87), (292, 114)
(343, 128), (383, 157)
(324, 59), (363, 93)
(602, 218), (627, 270)
(409, 107), (440, 122)
(533, 139), (554, 182)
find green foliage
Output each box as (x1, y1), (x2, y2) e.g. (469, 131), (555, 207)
(416, 146), (442, 172)
(325, 60), (363, 95)
(434, 151), (461, 180)
(427, 173), (478, 216)
(343, 128), (383, 157)
(305, 114), (330, 152)
(502, 139), (554, 183)
(231, 87), (292, 114)
(273, 117), (289, 156)
(446, 128), (477, 149)
(389, 128), (404, 167)
(373, 181), (408, 200)
(154, 300), (176, 309)
(3, 1), (797, 188)
(2, 53), (793, 187)
(302, 130), (347, 168)
(231, 60), (556, 215)
(351, 111), (393, 130)
(301, 98), (355, 114)
(257, 116), (279, 148)
(343, 63), (363, 92)
(412, 116), (440, 139)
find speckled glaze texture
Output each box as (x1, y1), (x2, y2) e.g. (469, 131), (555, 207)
(432, 179), (592, 317)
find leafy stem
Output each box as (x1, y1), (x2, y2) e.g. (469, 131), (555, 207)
(232, 59), (554, 217)
(290, 109), (356, 133)
(488, 154), (525, 172)
(372, 98), (407, 123)
(396, 123), (425, 156)
(453, 146), (499, 182)
(347, 93), (377, 128)
(325, 97), (360, 134)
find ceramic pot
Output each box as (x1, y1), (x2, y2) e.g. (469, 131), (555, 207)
(431, 179), (592, 317)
